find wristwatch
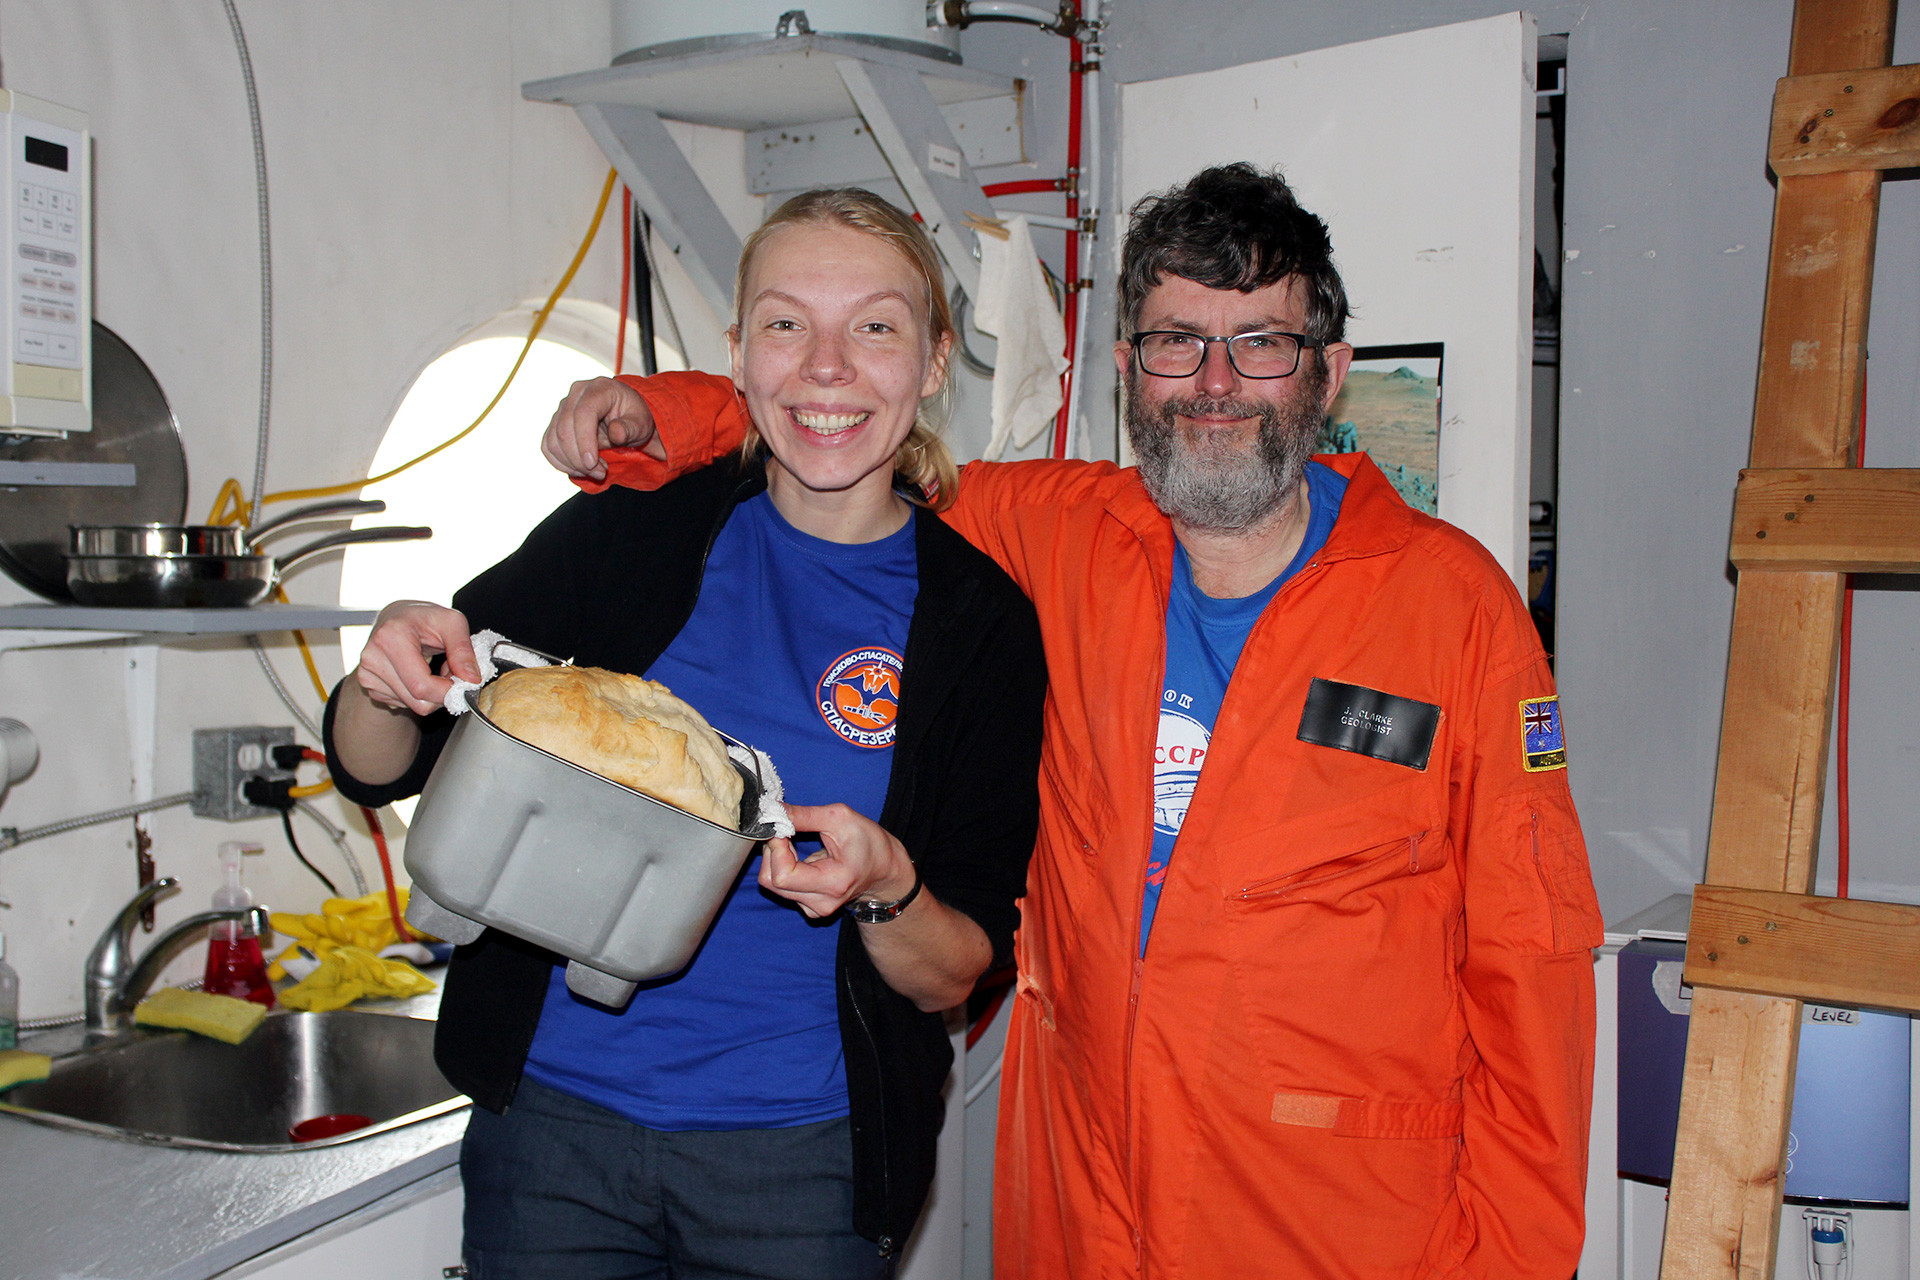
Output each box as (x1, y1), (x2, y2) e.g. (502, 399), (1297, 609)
(848, 866), (922, 924)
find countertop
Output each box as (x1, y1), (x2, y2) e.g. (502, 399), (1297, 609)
(0, 1109), (466, 1280)
(0, 986), (469, 1280)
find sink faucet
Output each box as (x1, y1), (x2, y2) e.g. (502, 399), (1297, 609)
(85, 877), (271, 1033)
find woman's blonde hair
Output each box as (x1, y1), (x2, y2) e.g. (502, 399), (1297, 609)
(733, 188), (959, 510)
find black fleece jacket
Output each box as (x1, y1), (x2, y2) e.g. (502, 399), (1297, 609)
(325, 458), (1045, 1253)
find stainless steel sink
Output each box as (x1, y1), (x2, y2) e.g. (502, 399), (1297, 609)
(0, 1008), (467, 1151)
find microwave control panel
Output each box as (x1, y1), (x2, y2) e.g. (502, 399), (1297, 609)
(0, 91), (88, 436)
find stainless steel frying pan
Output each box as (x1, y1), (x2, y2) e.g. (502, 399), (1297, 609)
(68, 497), (389, 558)
(66, 524), (431, 608)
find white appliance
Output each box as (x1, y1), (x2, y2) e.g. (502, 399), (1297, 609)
(1588, 893), (1918, 1279)
(0, 90), (89, 436)
(611, 0), (957, 62)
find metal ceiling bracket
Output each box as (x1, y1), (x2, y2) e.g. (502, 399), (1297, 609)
(574, 102), (743, 320)
(525, 38), (1015, 315)
(745, 92), (1026, 195)
(833, 57), (989, 301)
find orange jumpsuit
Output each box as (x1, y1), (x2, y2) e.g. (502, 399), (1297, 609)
(590, 372), (1606, 1279)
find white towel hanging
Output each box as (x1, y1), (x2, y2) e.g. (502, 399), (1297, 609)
(972, 214), (1069, 460)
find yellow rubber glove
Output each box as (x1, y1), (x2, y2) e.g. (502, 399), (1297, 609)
(277, 943), (436, 1012)
(269, 887), (433, 980)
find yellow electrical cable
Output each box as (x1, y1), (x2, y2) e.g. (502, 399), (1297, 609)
(205, 167), (621, 521)
(206, 478), (250, 527)
(293, 629), (330, 701)
(289, 778), (334, 799)
(264, 583), (336, 704)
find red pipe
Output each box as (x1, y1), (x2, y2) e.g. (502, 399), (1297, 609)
(1839, 569), (1853, 900)
(1837, 377), (1865, 899)
(361, 806), (413, 943)
(296, 744), (414, 938)
(1052, 2), (1085, 459)
(981, 178), (1068, 197)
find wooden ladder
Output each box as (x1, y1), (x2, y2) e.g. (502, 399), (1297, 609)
(1659, 1), (1920, 1276)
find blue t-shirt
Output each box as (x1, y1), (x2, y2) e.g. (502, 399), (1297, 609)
(1143, 462), (1347, 954)
(522, 493), (917, 1129)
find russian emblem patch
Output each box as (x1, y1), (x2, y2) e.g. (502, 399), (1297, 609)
(1520, 695), (1567, 772)
(817, 646), (903, 749)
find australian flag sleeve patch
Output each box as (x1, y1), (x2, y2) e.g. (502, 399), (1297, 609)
(1520, 695), (1567, 772)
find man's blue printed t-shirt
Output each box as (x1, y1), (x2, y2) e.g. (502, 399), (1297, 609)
(522, 492), (917, 1129)
(1143, 461), (1347, 954)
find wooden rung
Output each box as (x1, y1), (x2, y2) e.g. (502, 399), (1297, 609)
(1729, 467), (1920, 572)
(1771, 63), (1920, 175)
(1686, 885), (1920, 1014)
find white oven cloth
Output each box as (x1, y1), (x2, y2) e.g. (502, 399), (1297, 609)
(441, 630), (558, 715)
(727, 742), (795, 839)
(975, 213), (1069, 460)
(448, 630), (794, 838)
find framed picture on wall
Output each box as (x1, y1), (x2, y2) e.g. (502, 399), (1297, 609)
(1317, 342), (1443, 515)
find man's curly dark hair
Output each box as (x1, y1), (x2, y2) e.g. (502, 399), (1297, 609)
(1120, 163), (1350, 345)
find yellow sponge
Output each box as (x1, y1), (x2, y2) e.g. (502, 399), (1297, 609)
(0, 1047), (51, 1092)
(132, 988), (268, 1044)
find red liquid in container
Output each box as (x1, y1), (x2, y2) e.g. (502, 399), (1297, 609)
(203, 931), (275, 1008)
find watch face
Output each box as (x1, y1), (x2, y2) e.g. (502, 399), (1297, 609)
(848, 868), (920, 923)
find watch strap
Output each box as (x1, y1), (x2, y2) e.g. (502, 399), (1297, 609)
(849, 865), (922, 924)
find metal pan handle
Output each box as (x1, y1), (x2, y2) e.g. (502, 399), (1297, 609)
(245, 498), (389, 547)
(272, 525), (432, 572)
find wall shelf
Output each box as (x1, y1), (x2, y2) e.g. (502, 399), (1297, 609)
(0, 602), (374, 651)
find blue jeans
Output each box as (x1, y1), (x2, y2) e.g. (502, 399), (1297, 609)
(460, 1078), (894, 1280)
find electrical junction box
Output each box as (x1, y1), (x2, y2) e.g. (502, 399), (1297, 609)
(192, 726), (296, 823)
(0, 90), (89, 437)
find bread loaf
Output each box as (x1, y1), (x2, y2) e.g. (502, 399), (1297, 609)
(475, 666), (744, 828)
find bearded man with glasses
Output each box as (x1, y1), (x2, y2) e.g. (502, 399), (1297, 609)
(540, 163), (1602, 1279)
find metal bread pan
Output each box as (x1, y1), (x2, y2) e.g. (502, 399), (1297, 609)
(404, 694), (772, 996)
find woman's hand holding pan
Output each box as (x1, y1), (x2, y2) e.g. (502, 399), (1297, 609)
(354, 600), (483, 717)
(760, 803), (918, 920)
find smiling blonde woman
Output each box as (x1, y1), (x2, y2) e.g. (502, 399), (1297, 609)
(325, 190), (1046, 1279)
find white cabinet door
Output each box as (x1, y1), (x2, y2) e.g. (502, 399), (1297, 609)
(221, 1169), (464, 1280)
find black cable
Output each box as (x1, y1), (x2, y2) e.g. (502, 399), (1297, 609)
(950, 264), (1071, 381)
(951, 284), (995, 379)
(634, 209), (658, 376)
(637, 214), (686, 367)
(279, 807), (339, 897)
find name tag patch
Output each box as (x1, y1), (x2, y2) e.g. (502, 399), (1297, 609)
(1296, 678), (1441, 771)
(1520, 695), (1567, 772)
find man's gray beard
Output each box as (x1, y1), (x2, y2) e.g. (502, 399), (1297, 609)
(1125, 359), (1327, 533)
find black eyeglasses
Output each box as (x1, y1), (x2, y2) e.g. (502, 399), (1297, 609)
(1130, 330), (1322, 379)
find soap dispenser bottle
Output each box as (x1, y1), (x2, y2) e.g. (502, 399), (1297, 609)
(0, 931), (17, 1049)
(203, 841), (274, 1007)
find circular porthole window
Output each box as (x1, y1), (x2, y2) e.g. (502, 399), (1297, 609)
(338, 304), (677, 822)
